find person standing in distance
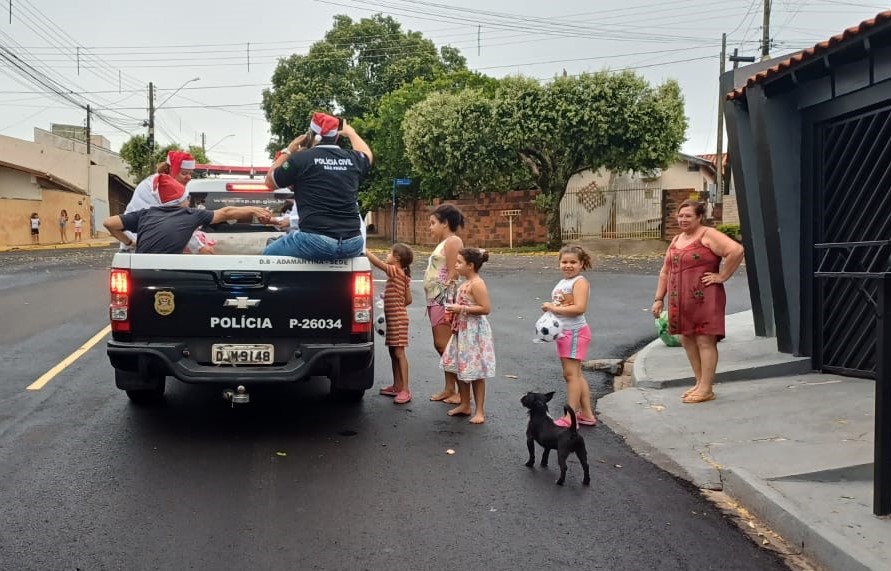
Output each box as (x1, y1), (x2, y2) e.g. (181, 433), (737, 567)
(263, 113), (372, 261)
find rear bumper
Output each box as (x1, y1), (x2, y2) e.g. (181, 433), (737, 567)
(107, 339), (373, 385)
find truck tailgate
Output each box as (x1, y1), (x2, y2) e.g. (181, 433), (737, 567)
(113, 254), (369, 343)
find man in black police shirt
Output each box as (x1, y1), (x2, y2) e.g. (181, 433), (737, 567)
(262, 112), (373, 261)
(104, 174), (270, 253)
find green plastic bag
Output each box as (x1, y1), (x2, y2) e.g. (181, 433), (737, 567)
(655, 311), (681, 347)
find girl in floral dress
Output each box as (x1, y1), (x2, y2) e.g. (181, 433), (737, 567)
(441, 248), (496, 424)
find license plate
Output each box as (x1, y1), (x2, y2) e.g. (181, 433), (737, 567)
(211, 344), (274, 365)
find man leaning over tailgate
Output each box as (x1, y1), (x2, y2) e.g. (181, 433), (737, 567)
(104, 175), (270, 254)
(263, 112), (373, 261)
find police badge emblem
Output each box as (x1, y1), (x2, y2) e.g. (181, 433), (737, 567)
(154, 291), (175, 316)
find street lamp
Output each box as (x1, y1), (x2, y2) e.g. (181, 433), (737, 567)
(206, 133), (235, 154)
(148, 77), (200, 152)
(157, 76), (200, 110)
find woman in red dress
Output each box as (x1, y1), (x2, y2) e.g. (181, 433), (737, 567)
(651, 200), (744, 403)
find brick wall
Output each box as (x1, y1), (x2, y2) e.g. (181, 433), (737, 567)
(370, 190), (548, 247)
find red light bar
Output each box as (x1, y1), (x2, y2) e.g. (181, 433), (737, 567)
(193, 164), (269, 176)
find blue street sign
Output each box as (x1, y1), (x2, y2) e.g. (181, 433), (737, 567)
(394, 178), (413, 186)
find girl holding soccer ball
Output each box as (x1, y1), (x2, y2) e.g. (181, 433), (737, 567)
(540, 245), (597, 428)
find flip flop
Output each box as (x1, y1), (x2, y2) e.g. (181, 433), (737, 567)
(394, 390), (412, 404)
(379, 385), (399, 397)
(682, 392), (715, 404)
(576, 413), (597, 426)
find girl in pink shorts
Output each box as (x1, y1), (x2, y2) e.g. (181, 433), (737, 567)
(540, 245), (597, 427)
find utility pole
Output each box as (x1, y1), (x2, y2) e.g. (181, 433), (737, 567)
(147, 82), (155, 153)
(201, 132), (206, 153)
(761, 0), (771, 61)
(715, 33), (726, 204)
(730, 48), (757, 70)
(85, 104), (91, 155)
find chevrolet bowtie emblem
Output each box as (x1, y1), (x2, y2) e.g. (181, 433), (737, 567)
(224, 297), (261, 309)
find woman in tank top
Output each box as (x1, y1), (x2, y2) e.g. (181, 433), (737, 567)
(423, 204), (465, 403)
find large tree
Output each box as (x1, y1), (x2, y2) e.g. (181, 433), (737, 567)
(119, 135), (208, 181)
(261, 14), (466, 156)
(404, 71), (687, 249)
(355, 70), (499, 210)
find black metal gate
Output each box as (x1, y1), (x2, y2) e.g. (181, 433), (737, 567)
(814, 104), (891, 378)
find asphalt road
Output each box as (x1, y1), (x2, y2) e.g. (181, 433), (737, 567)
(0, 247), (785, 571)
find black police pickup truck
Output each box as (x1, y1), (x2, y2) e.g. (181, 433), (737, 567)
(106, 178), (374, 404)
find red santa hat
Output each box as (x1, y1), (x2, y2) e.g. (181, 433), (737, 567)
(153, 174), (190, 207)
(166, 150), (196, 178)
(309, 112), (340, 138)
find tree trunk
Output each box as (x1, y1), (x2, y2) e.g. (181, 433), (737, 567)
(545, 181), (567, 251)
(545, 199), (562, 250)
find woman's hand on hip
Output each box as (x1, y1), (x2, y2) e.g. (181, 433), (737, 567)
(701, 272), (725, 286)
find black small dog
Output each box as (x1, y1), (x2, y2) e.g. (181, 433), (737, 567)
(521, 391), (591, 486)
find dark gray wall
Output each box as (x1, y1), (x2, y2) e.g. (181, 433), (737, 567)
(724, 30), (891, 357)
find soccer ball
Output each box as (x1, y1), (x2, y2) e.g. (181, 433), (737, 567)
(534, 312), (563, 342)
(374, 314), (387, 337)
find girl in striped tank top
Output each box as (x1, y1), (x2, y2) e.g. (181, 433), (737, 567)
(366, 243), (415, 404)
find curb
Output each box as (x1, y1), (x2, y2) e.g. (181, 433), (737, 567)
(723, 468), (885, 571)
(600, 404), (886, 571)
(598, 405), (724, 491)
(0, 240), (117, 253)
(632, 336), (813, 389)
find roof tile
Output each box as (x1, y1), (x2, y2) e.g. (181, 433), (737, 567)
(727, 10), (891, 100)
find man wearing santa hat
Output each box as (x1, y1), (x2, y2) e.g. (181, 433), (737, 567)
(119, 150), (198, 250)
(263, 112), (373, 261)
(104, 174), (270, 254)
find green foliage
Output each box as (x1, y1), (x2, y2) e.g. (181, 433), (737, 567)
(118, 136), (209, 181)
(119, 134), (154, 181)
(358, 70), (499, 210)
(261, 14), (467, 157)
(531, 191), (556, 213)
(403, 89), (521, 198)
(404, 71), (688, 249)
(187, 145), (209, 166)
(716, 223), (741, 239)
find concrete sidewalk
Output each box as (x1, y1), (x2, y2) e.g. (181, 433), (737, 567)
(599, 311), (889, 571)
(0, 237), (117, 253)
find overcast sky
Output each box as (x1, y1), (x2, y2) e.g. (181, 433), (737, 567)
(0, 0), (887, 168)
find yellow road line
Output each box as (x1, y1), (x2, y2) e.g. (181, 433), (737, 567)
(27, 325), (111, 391)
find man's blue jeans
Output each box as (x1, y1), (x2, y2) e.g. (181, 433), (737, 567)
(263, 231), (363, 261)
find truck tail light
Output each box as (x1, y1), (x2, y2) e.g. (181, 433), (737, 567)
(352, 271), (372, 334)
(109, 269), (130, 332)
